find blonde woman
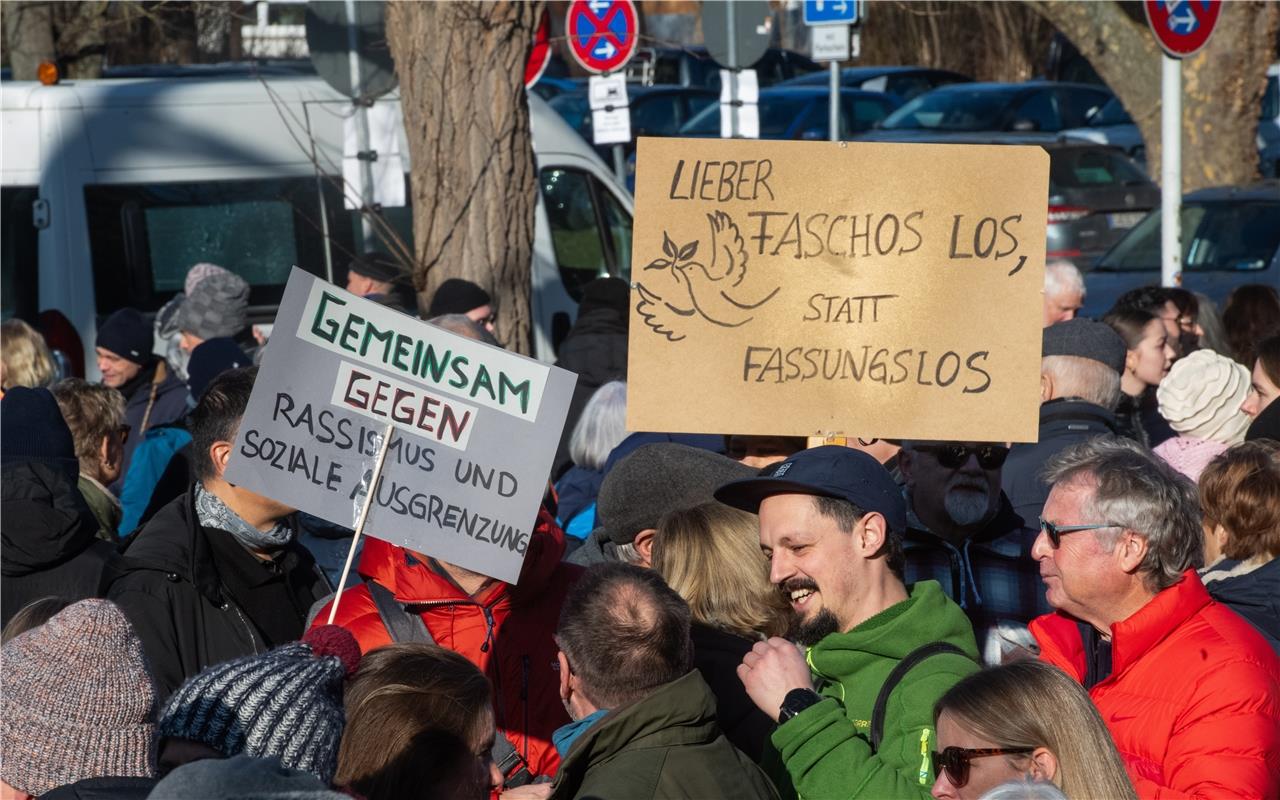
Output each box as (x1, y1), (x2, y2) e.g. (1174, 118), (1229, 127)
(931, 660), (1136, 800)
(1, 319), (57, 394)
(652, 501), (790, 761)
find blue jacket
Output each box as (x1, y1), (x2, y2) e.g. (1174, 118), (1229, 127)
(1002, 399), (1118, 524)
(118, 425), (191, 536)
(556, 465), (604, 533)
(116, 360), (189, 495)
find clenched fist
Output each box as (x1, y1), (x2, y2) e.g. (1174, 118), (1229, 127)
(737, 637), (815, 722)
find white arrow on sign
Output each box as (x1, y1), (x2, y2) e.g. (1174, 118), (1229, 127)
(589, 0), (611, 12)
(1168, 8), (1197, 33)
(594, 39), (617, 60)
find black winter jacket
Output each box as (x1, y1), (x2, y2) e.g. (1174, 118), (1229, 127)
(1, 461), (112, 627)
(104, 489), (330, 698)
(552, 307), (629, 478)
(1002, 398), (1119, 524)
(1202, 557), (1280, 655)
(690, 622), (774, 762)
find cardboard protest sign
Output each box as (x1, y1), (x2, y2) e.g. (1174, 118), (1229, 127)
(626, 138), (1048, 443)
(225, 268), (575, 584)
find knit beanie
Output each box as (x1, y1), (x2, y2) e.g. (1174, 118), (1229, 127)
(1157, 349), (1252, 444)
(428, 278), (491, 317)
(96, 308), (154, 365)
(0, 599), (157, 796)
(178, 271), (250, 340)
(0, 386), (79, 476)
(1154, 436), (1230, 483)
(348, 253), (406, 284)
(156, 625), (361, 784)
(186, 337), (251, 400)
(184, 262), (232, 296)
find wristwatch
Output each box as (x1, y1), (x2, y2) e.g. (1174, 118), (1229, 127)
(778, 687), (823, 724)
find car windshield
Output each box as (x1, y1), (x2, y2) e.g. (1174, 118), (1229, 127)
(879, 88), (1017, 131)
(1096, 201), (1280, 272)
(1088, 97), (1133, 127)
(1049, 148), (1150, 191)
(679, 94), (812, 137)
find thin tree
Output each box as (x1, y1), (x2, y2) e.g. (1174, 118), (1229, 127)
(386, 0), (544, 354)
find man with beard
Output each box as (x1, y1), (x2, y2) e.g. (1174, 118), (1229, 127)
(717, 446), (979, 800)
(899, 441), (1049, 663)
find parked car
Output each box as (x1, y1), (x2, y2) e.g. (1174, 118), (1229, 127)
(549, 84), (718, 161)
(1043, 142), (1159, 269)
(1059, 96), (1146, 169)
(1081, 182), (1280, 317)
(779, 65), (972, 103)
(625, 46), (821, 90)
(858, 81), (1113, 142)
(678, 86), (899, 140)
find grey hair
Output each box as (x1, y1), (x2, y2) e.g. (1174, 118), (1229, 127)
(614, 541), (642, 565)
(569, 381), (628, 471)
(979, 780), (1069, 800)
(427, 314), (499, 347)
(1042, 436), (1203, 592)
(1192, 291), (1232, 357)
(1044, 260), (1085, 300)
(1041, 355), (1122, 410)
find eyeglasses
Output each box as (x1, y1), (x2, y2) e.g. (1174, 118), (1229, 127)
(915, 444), (1009, 470)
(932, 746), (1035, 788)
(1038, 518), (1122, 548)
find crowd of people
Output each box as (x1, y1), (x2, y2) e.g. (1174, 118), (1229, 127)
(1, 255), (1279, 800)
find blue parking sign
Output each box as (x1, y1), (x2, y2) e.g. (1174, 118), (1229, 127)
(803, 0), (859, 26)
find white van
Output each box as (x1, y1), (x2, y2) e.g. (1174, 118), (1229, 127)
(0, 75), (633, 371)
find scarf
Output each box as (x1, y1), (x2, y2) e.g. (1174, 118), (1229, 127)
(552, 709), (609, 758)
(194, 484), (293, 551)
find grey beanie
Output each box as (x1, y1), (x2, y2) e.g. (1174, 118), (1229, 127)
(178, 271), (250, 340)
(156, 625), (360, 784)
(0, 599), (157, 796)
(597, 443), (756, 545)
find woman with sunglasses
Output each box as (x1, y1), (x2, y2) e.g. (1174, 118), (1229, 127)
(930, 660), (1136, 800)
(1103, 307), (1176, 448)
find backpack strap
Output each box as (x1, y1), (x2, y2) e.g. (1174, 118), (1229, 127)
(365, 577), (433, 644)
(870, 642), (970, 752)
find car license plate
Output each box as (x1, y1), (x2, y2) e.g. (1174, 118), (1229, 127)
(1108, 212), (1145, 229)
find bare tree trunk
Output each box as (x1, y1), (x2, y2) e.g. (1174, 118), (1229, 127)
(3, 2), (56, 79)
(1027, 0), (1279, 192)
(52, 1), (108, 78)
(387, 0), (542, 354)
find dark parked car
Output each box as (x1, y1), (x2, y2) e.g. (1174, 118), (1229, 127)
(678, 86), (899, 140)
(779, 65), (972, 103)
(1082, 183), (1280, 316)
(550, 85), (718, 160)
(1044, 142), (1159, 269)
(858, 81), (1113, 142)
(625, 46), (821, 90)
(530, 76), (586, 101)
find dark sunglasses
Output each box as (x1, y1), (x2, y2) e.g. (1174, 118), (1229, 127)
(915, 444), (1009, 470)
(1038, 518), (1123, 548)
(932, 746), (1034, 788)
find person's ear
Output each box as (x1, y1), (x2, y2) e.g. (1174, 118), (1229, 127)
(1026, 746), (1058, 783)
(633, 529), (656, 567)
(1212, 524), (1230, 554)
(1040, 371), (1053, 403)
(857, 512), (887, 557)
(557, 651), (572, 703)
(98, 435), (116, 472)
(1124, 348), (1139, 375)
(209, 440), (234, 480)
(1117, 529), (1149, 574)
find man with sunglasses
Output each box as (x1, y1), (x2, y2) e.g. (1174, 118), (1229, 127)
(899, 440), (1048, 663)
(1030, 437), (1280, 799)
(717, 447), (979, 800)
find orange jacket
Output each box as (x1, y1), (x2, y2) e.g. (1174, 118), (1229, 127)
(313, 508), (581, 785)
(1032, 570), (1280, 799)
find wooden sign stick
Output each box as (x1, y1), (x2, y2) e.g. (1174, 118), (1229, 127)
(327, 422), (395, 625)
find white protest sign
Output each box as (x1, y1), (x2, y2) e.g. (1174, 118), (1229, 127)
(226, 268), (576, 584)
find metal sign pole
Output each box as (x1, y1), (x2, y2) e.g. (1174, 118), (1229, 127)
(727, 0), (739, 138)
(1161, 54), (1181, 288)
(345, 0), (376, 251)
(828, 60), (839, 141)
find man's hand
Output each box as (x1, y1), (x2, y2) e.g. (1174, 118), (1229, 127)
(501, 784), (552, 800)
(738, 637), (814, 722)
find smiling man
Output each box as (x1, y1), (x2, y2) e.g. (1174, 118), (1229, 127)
(716, 446), (978, 800)
(1030, 437), (1280, 798)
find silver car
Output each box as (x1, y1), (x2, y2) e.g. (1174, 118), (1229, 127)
(1045, 141), (1159, 271)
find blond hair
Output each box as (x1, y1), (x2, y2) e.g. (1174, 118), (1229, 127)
(935, 660), (1136, 800)
(652, 502), (790, 639)
(1, 319), (56, 390)
(51, 379), (126, 473)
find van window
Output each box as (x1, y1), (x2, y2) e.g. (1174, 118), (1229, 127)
(540, 168), (632, 301)
(85, 178), (343, 313)
(1, 186), (39, 320)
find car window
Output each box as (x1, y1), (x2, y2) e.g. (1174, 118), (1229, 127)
(1088, 96), (1133, 127)
(881, 88), (1017, 131)
(631, 95), (684, 136)
(600, 190), (632, 281)
(685, 93), (717, 123)
(1097, 201), (1280, 272)
(540, 168), (610, 301)
(1, 186), (39, 321)
(845, 96), (895, 133)
(760, 96), (813, 138)
(1058, 89), (1111, 129)
(1049, 149), (1149, 190)
(885, 75), (933, 102)
(680, 100), (721, 136)
(1013, 90), (1061, 132)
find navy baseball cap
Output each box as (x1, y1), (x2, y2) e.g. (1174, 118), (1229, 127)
(714, 445), (906, 533)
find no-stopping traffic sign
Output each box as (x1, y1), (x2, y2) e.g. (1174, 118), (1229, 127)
(566, 0), (640, 74)
(1143, 0), (1221, 59)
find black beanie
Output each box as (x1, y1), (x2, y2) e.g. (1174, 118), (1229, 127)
(96, 308), (153, 365)
(1, 387), (78, 473)
(577, 276), (631, 318)
(427, 279), (491, 318)
(348, 254), (406, 284)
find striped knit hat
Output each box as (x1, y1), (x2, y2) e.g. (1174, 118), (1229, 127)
(156, 625), (360, 784)
(0, 599), (157, 796)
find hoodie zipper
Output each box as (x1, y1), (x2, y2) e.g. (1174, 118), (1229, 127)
(221, 596), (263, 655)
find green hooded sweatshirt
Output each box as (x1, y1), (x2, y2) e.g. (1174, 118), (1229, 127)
(769, 580), (979, 800)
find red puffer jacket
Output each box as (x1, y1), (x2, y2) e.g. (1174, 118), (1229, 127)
(1032, 570), (1280, 799)
(313, 508), (581, 786)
